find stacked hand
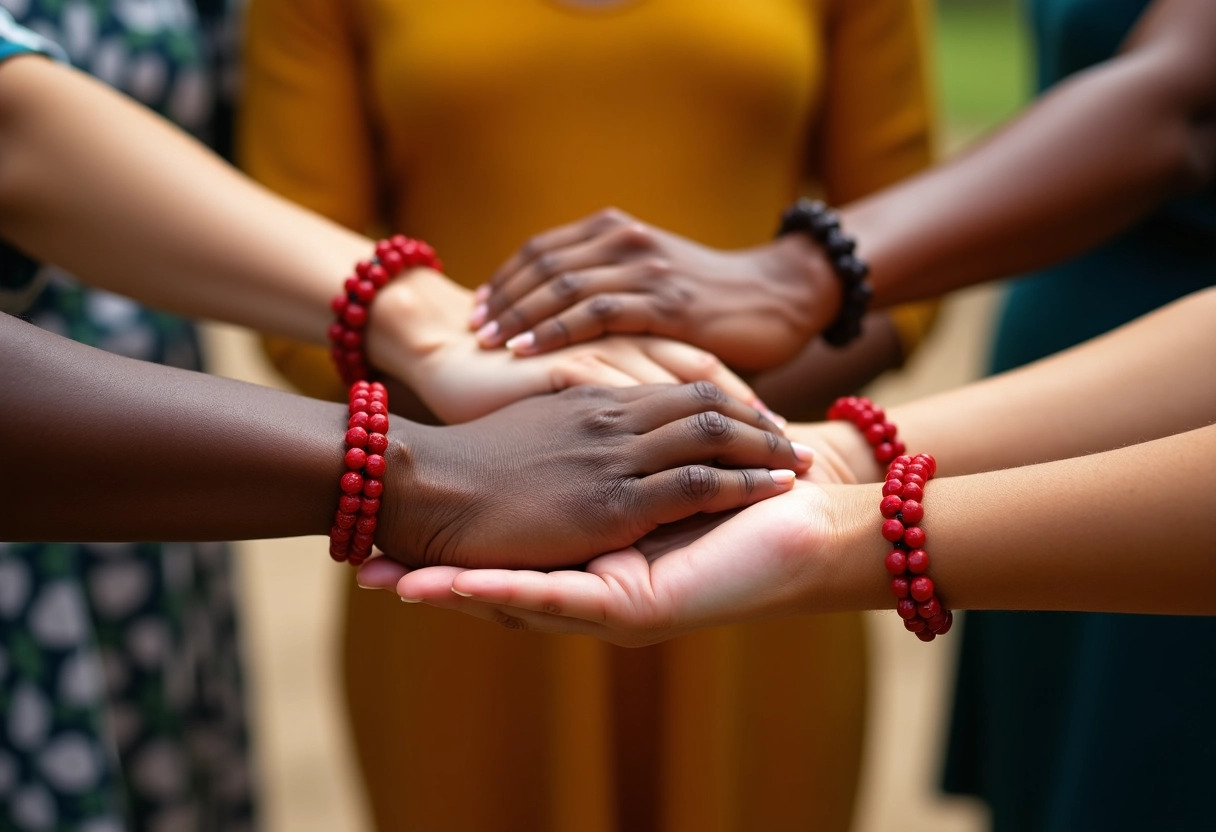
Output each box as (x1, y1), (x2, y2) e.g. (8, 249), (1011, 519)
(467, 208), (840, 372)
(376, 383), (816, 570)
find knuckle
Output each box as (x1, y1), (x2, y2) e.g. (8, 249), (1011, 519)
(765, 430), (780, 453)
(536, 253), (562, 278)
(693, 410), (735, 442)
(583, 406), (627, 435)
(613, 222), (655, 251)
(595, 206), (631, 228)
(588, 295), (622, 321)
(521, 235), (544, 261)
(551, 271), (584, 299)
(688, 380), (726, 406)
(640, 257), (672, 280)
(678, 465), (721, 501)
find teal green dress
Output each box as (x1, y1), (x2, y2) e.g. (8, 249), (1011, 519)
(943, 2), (1216, 831)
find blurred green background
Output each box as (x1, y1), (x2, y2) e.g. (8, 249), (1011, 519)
(936, 0), (1031, 139)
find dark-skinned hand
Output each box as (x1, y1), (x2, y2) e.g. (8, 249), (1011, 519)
(377, 382), (814, 569)
(469, 208), (840, 372)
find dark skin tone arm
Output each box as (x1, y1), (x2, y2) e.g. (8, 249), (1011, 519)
(473, 0), (1216, 353)
(0, 314), (809, 568)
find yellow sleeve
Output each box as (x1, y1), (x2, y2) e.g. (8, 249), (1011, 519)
(817, 0), (939, 356)
(239, 0), (377, 399)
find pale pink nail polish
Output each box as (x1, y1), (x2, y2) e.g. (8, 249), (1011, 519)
(469, 304), (489, 329)
(506, 332), (536, 353)
(475, 320), (500, 344)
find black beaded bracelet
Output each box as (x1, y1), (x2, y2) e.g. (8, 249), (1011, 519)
(777, 198), (873, 347)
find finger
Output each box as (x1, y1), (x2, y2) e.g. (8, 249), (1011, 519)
(634, 414), (811, 474)
(636, 466), (797, 524)
(355, 556), (410, 590)
(452, 568), (616, 622)
(641, 340), (767, 415)
(543, 354), (649, 392)
(478, 226), (647, 344)
(483, 208), (631, 295)
(507, 295), (662, 355)
(395, 565), (470, 603)
(591, 345), (683, 387)
(488, 260), (664, 347)
(624, 380), (785, 436)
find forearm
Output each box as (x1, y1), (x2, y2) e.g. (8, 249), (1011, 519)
(0, 56), (367, 341)
(841, 0), (1216, 306)
(792, 288), (1216, 480)
(818, 425), (1216, 616)
(0, 313), (376, 541)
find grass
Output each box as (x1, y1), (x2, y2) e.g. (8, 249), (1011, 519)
(935, 0), (1032, 135)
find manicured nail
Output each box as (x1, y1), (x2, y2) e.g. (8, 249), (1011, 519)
(792, 443), (816, 464)
(451, 587), (474, 598)
(474, 285), (491, 304)
(400, 596), (422, 604)
(505, 332), (536, 353)
(770, 469), (796, 485)
(475, 320), (499, 345)
(469, 304), (489, 329)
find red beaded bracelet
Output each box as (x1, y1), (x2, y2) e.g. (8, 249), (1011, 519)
(328, 235), (443, 386)
(829, 396), (952, 641)
(826, 395), (907, 464)
(329, 380), (390, 567)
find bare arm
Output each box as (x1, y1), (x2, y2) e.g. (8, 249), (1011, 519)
(841, 0), (1216, 305)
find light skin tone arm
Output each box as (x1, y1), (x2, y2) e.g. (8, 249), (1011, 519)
(359, 288), (1216, 636)
(471, 0), (1216, 342)
(0, 56), (762, 422)
(0, 313), (809, 561)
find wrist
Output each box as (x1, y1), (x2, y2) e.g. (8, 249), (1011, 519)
(758, 233), (842, 333)
(365, 267), (463, 389)
(806, 483), (891, 613)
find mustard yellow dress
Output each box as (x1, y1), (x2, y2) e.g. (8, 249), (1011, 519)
(240, 2), (936, 829)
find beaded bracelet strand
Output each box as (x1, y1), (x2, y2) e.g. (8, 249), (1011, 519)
(777, 198), (873, 347)
(829, 396), (952, 641)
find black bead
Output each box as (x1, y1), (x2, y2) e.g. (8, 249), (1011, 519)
(836, 254), (869, 281)
(824, 228), (856, 257)
(808, 210), (840, 239)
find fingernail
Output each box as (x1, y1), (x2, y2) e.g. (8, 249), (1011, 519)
(474, 285), (491, 304)
(505, 332), (536, 353)
(792, 442), (816, 464)
(770, 469), (796, 485)
(475, 320), (500, 345)
(469, 304), (489, 329)
(451, 587), (474, 598)
(400, 596), (422, 604)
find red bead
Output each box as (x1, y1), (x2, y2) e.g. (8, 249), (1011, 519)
(342, 329), (363, 350)
(369, 382), (387, 395)
(901, 500), (924, 524)
(343, 303), (368, 328)
(904, 617), (926, 633)
(354, 280), (377, 304)
(865, 423), (887, 445)
(917, 597), (942, 619)
(884, 550), (907, 575)
(348, 412), (370, 430)
(882, 480), (903, 497)
(910, 575), (935, 602)
(362, 478), (383, 498)
(343, 276), (359, 294)
(881, 519), (905, 542)
(364, 454), (386, 478)
(328, 545), (349, 563)
(891, 440), (907, 457)
(933, 611), (953, 635)
(904, 473), (926, 488)
(356, 516), (378, 535)
(926, 611), (949, 630)
(915, 629), (936, 642)
(374, 240), (394, 262)
(345, 447), (368, 470)
(874, 442), (898, 463)
(886, 466), (907, 479)
(338, 494), (361, 514)
(906, 463), (927, 478)
(349, 397), (369, 414)
(327, 322), (345, 343)
(891, 577), (910, 599)
(367, 433), (389, 454)
(856, 409), (879, 429)
(359, 497), (381, 516)
(368, 414), (389, 434)
(367, 264), (389, 288)
(347, 555), (366, 567)
(345, 427), (369, 448)
(879, 421), (898, 439)
(904, 526), (926, 548)
(330, 525), (353, 542)
(330, 295), (348, 315)
(906, 549), (929, 574)
(366, 400), (387, 415)
(916, 454), (937, 476)
(340, 471), (364, 494)
(352, 532), (375, 549)
(896, 598), (917, 619)
(334, 511), (357, 529)
(899, 482), (924, 501)
(381, 249), (405, 273)
(390, 233), (409, 249)
(355, 260), (373, 278)
(880, 495), (903, 518)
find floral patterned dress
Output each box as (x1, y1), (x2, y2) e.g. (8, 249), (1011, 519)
(0, 3), (255, 831)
